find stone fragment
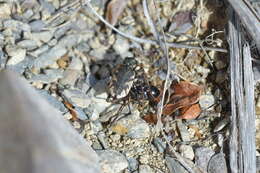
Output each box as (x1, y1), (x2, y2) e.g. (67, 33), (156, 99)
(17, 40), (38, 50)
(0, 3), (11, 18)
(62, 89), (91, 108)
(97, 150), (128, 173)
(6, 47), (26, 65)
(199, 94), (215, 109)
(208, 153), (227, 173)
(139, 165), (154, 173)
(28, 69), (64, 83)
(127, 157), (139, 171)
(29, 20), (46, 32)
(195, 147), (215, 172)
(177, 121), (190, 142)
(179, 145), (194, 160)
(37, 90), (67, 113)
(34, 45), (67, 69)
(166, 156), (188, 173)
(152, 138), (166, 153)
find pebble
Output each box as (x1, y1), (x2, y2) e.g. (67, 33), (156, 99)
(29, 44), (49, 57)
(59, 69), (81, 86)
(6, 47), (26, 65)
(177, 121), (190, 142)
(199, 94), (215, 109)
(17, 40), (38, 50)
(6, 55), (34, 74)
(74, 107), (88, 120)
(152, 137), (166, 153)
(97, 132), (110, 149)
(208, 153), (228, 173)
(28, 69), (64, 83)
(166, 156), (188, 173)
(179, 145), (194, 160)
(127, 157), (139, 171)
(213, 116), (229, 132)
(30, 31), (54, 43)
(29, 20), (46, 32)
(62, 89), (91, 108)
(34, 45), (67, 69)
(139, 165), (154, 173)
(194, 147), (215, 172)
(3, 19), (31, 32)
(97, 150), (128, 173)
(113, 36), (130, 57)
(111, 110), (150, 139)
(37, 90), (67, 113)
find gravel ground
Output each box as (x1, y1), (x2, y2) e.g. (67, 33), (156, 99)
(1, 0), (258, 173)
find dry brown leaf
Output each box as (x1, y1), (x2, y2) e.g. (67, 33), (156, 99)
(143, 113), (157, 124)
(106, 0), (129, 26)
(177, 104), (201, 120)
(171, 81), (201, 97)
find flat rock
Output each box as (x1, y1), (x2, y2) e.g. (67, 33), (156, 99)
(34, 45), (67, 69)
(6, 47), (26, 66)
(97, 150), (128, 173)
(179, 144), (194, 160)
(208, 153), (227, 173)
(139, 165), (154, 173)
(62, 89), (91, 108)
(37, 90), (67, 113)
(195, 147), (215, 172)
(17, 40), (38, 50)
(111, 110), (150, 139)
(153, 137), (166, 153)
(166, 156), (188, 173)
(199, 94), (215, 109)
(59, 69), (81, 86)
(29, 69), (64, 83)
(177, 120), (190, 142)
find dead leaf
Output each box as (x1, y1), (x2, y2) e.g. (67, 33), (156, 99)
(168, 11), (194, 34)
(177, 104), (201, 119)
(171, 81), (201, 97)
(106, 0), (129, 26)
(143, 113), (157, 124)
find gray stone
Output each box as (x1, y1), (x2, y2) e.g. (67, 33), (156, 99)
(213, 117), (229, 132)
(58, 34), (81, 48)
(39, 0), (56, 14)
(199, 95), (215, 109)
(30, 31), (54, 43)
(97, 132), (109, 149)
(127, 157), (139, 171)
(97, 150), (128, 173)
(62, 89), (91, 108)
(153, 137), (166, 153)
(3, 19), (31, 32)
(6, 55), (34, 74)
(195, 147), (215, 172)
(17, 40), (38, 50)
(111, 110), (150, 139)
(208, 153), (227, 173)
(139, 165), (154, 173)
(113, 36), (129, 57)
(29, 20), (46, 32)
(37, 90), (67, 113)
(68, 57), (83, 70)
(34, 45), (67, 69)
(74, 107), (88, 120)
(29, 44), (49, 57)
(179, 145), (194, 160)
(28, 69), (64, 83)
(54, 24), (72, 39)
(177, 121), (190, 142)
(166, 156), (188, 173)
(6, 46), (26, 65)
(59, 69), (81, 86)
